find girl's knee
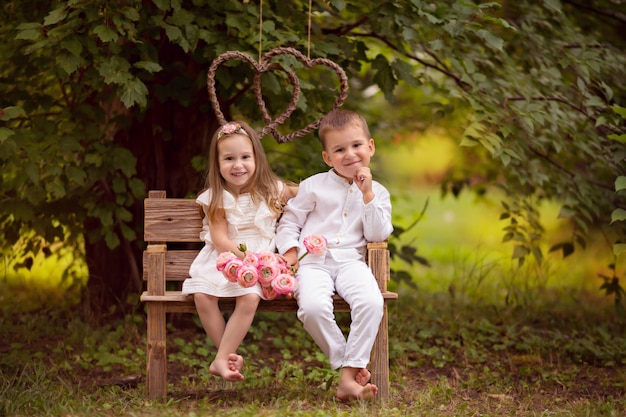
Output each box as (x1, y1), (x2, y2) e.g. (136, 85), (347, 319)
(235, 294), (260, 314)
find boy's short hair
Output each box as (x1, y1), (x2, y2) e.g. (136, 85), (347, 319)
(318, 109), (371, 149)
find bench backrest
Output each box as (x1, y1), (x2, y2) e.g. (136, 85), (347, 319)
(143, 190), (203, 283)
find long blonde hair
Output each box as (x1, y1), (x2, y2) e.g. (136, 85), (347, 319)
(204, 121), (285, 223)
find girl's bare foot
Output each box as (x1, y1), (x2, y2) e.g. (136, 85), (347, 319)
(228, 353), (244, 372)
(209, 357), (244, 382)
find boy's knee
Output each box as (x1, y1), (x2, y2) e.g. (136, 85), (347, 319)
(351, 293), (384, 317)
(297, 297), (333, 322)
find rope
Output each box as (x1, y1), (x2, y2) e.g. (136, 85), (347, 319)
(307, 0), (312, 59)
(258, 0), (263, 62)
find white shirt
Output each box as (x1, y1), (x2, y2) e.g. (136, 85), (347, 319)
(276, 169), (393, 264)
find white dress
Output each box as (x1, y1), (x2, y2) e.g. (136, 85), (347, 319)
(181, 187), (280, 299)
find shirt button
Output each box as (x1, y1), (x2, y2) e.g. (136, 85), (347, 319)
(343, 212), (348, 217)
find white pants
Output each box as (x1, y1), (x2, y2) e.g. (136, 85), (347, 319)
(294, 257), (384, 370)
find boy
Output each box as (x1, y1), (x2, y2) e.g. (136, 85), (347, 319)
(276, 109), (393, 400)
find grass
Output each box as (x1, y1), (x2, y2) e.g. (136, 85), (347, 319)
(1, 283), (624, 416)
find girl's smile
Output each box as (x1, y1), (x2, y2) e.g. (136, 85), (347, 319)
(217, 134), (256, 194)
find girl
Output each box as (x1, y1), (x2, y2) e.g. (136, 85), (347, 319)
(182, 121), (297, 382)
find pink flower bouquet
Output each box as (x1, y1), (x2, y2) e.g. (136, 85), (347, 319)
(216, 248), (297, 299)
(215, 235), (326, 300)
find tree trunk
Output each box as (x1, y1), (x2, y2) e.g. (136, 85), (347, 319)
(82, 62), (222, 315)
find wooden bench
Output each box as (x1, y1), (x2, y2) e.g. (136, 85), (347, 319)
(141, 190), (398, 400)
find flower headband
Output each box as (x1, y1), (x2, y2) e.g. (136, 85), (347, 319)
(217, 122), (249, 140)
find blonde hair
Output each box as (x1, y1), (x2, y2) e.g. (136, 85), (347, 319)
(204, 121), (285, 223)
(318, 109), (371, 149)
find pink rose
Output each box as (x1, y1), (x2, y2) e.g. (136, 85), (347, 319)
(257, 251), (279, 266)
(243, 253), (259, 266)
(258, 263), (280, 286)
(272, 273), (298, 295)
(303, 234), (327, 255)
(222, 258), (243, 282)
(216, 252), (237, 272)
(261, 284), (278, 300)
(237, 264), (258, 288)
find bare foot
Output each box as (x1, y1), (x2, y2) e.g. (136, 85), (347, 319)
(209, 357), (244, 382)
(228, 353), (244, 372)
(336, 381), (378, 401)
(355, 368), (371, 386)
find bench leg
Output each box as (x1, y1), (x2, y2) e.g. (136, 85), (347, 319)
(370, 302), (390, 400)
(146, 302), (167, 399)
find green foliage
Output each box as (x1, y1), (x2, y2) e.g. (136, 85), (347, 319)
(1, 0), (626, 307)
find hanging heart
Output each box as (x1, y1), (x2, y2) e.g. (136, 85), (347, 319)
(207, 50), (300, 141)
(207, 47), (349, 143)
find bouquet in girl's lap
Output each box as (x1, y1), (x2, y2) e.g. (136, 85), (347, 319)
(216, 235), (327, 300)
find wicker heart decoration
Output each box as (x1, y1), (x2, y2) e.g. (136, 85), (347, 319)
(207, 47), (349, 143)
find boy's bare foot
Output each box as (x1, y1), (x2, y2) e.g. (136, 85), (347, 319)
(209, 357), (244, 382)
(228, 353), (244, 372)
(336, 367), (378, 401)
(336, 381), (378, 401)
(355, 368), (371, 386)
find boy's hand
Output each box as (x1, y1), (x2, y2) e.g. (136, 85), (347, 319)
(354, 167), (375, 204)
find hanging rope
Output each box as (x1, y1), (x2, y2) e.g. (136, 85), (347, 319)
(259, 0), (263, 62)
(307, 0), (312, 59)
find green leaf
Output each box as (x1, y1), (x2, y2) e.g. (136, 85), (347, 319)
(43, 7), (68, 26)
(93, 25), (118, 43)
(611, 105), (626, 117)
(543, 0), (562, 12)
(152, 0), (171, 11)
(512, 245), (529, 259)
(613, 243), (626, 257)
(118, 77), (149, 108)
(104, 230), (121, 249)
(56, 52), (82, 75)
(16, 28), (41, 41)
(133, 61), (163, 73)
(61, 38), (83, 57)
(608, 133), (626, 143)
(616, 177), (626, 192)
(477, 30), (503, 51)
(66, 166), (87, 186)
(610, 208), (626, 224)
(25, 162), (39, 185)
(0, 127), (15, 143)
(0, 106), (26, 121)
(549, 242), (574, 258)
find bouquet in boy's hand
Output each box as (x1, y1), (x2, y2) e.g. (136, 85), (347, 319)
(300, 234), (328, 260)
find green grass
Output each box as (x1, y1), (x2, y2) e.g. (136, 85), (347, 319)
(1, 286), (624, 416)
